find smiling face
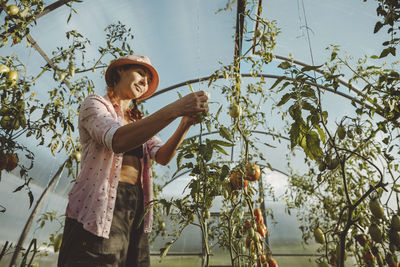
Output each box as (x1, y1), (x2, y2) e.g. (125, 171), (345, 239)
(115, 65), (152, 100)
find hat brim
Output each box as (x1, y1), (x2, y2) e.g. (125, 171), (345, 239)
(105, 58), (159, 100)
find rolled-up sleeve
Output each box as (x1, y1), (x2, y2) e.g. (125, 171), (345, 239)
(146, 136), (163, 160)
(79, 95), (121, 151)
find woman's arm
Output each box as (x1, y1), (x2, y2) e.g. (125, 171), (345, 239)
(112, 91), (208, 154)
(154, 116), (199, 165)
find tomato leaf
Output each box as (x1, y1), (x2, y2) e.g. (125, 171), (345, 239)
(28, 190), (34, 208)
(219, 126), (234, 142)
(213, 144), (229, 155)
(215, 105), (222, 120)
(379, 47), (391, 58)
(270, 76), (285, 89)
(301, 64), (323, 72)
(277, 93), (294, 106)
(13, 184), (25, 192)
(160, 241), (173, 259)
(374, 21), (384, 33)
(209, 140), (233, 147)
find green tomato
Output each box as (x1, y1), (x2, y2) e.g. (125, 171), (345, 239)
(73, 152), (81, 161)
(337, 125), (346, 140)
(229, 104), (242, 118)
(7, 70), (18, 83)
(1, 115), (11, 129)
(68, 62), (75, 77)
(0, 65), (10, 74)
(8, 5), (19, 16)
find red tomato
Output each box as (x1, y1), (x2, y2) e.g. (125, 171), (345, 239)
(261, 254), (268, 264)
(268, 258), (278, 267)
(230, 171), (248, 190)
(257, 223), (267, 237)
(245, 163), (261, 181)
(257, 258), (269, 267)
(254, 208), (263, 223)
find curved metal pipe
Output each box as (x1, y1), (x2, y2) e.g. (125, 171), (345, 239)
(147, 72), (381, 117)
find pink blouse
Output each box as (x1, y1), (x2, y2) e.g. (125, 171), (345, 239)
(65, 94), (162, 238)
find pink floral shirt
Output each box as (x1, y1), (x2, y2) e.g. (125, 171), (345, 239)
(65, 94), (162, 238)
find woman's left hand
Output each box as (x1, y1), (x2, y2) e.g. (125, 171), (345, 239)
(181, 114), (202, 126)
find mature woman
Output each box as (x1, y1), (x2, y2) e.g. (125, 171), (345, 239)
(57, 55), (209, 267)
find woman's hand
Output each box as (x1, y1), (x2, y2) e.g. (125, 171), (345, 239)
(181, 114), (202, 126)
(171, 91), (209, 117)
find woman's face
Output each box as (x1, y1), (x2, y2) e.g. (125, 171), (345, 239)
(117, 65), (151, 100)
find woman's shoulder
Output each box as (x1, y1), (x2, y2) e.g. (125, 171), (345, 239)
(83, 93), (109, 103)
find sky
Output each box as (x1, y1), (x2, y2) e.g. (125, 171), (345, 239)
(0, 0), (396, 260)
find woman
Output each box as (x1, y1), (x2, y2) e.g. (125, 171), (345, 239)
(57, 54), (209, 267)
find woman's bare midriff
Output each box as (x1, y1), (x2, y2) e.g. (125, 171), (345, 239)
(119, 154), (141, 184)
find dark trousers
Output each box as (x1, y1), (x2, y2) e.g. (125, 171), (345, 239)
(57, 182), (150, 267)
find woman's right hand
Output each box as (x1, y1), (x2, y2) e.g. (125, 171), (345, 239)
(171, 91), (209, 117)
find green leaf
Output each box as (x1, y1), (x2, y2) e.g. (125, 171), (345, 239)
(176, 152), (183, 168)
(204, 143), (213, 162)
(379, 47), (391, 58)
(215, 105), (222, 120)
(330, 52), (337, 61)
(213, 144), (229, 155)
(374, 21), (384, 33)
(315, 125), (326, 144)
(277, 92), (294, 106)
(270, 76), (285, 89)
(209, 140), (233, 147)
(205, 120), (212, 133)
(28, 191), (34, 208)
(160, 241), (173, 259)
(301, 101), (315, 111)
(13, 184), (25, 193)
(389, 47), (396, 56)
(301, 64), (323, 72)
(278, 61), (291, 69)
(219, 126), (234, 142)
(308, 131), (323, 159)
(289, 123), (300, 149)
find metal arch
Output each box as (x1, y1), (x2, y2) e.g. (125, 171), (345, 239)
(147, 72), (381, 117)
(273, 55), (369, 101)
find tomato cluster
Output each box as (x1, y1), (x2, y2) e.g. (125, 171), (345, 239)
(243, 207), (276, 266)
(254, 208), (267, 237)
(229, 163), (261, 190)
